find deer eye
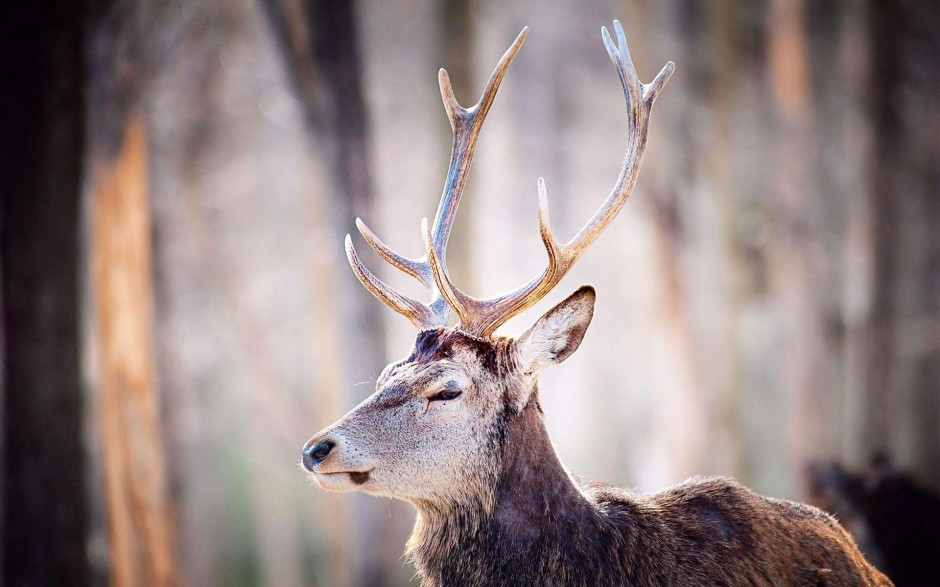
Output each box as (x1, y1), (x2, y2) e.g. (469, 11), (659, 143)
(428, 389), (462, 402)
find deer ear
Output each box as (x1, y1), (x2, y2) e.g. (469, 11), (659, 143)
(513, 285), (596, 379)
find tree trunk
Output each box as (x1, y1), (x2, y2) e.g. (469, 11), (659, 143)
(707, 0), (750, 482)
(262, 1), (402, 585)
(0, 3), (89, 585)
(862, 0), (940, 487)
(90, 117), (178, 587)
(860, 0), (905, 463)
(766, 0), (834, 494)
(87, 1), (179, 584)
(897, 1), (940, 489)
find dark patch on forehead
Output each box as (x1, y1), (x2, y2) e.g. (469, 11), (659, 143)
(413, 329), (448, 359)
(411, 329), (507, 374)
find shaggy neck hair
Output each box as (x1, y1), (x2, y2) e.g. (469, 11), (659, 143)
(398, 331), (891, 587)
(405, 388), (614, 587)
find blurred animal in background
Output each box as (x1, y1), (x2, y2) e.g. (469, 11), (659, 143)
(807, 456), (940, 587)
(301, 20), (893, 587)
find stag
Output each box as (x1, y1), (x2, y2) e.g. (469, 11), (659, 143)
(302, 21), (892, 587)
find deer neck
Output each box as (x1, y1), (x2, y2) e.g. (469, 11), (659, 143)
(409, 389), (601, 585)
(493, 391), (592, 527)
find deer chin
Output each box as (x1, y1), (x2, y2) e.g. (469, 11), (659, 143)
(310, 469), (374, 492)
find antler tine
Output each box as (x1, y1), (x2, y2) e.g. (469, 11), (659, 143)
(431, 26), (528, 256)
(425, 20), (674, 337)
(423, 180), (562, 336)
(355, 218), (433, 288)
(345, 235), (441, 329)
(567, 21), (673, 253)
(344, 28), (529, 330)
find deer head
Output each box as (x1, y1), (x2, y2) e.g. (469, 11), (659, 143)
(302, 21), (672, 509)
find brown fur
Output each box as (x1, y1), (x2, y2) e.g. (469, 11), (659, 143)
(409, 392), (892, 586)
(303, 288), (893, 586)
(305, 20), (892, 586)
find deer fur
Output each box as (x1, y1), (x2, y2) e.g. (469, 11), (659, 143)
(304, 287), (892, 586)
(302, 21), (893, 587)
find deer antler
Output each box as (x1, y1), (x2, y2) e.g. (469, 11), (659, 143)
(347, 21), (672, 338)
(345, 27), (529, 330)
(421, 20), (674, 337)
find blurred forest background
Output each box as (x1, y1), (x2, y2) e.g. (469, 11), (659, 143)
(2, 0), (938, 586)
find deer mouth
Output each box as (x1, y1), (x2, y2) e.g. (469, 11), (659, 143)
(313, 468), (374, 491)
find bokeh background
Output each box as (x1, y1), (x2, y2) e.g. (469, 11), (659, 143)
(2, 0), (938, 586)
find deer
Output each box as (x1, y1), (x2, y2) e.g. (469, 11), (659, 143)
(301, 21), (893, 587)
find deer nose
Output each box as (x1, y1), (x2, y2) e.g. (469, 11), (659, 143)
(302, 440), (335, 471)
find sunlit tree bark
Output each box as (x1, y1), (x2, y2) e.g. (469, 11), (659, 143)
(87, 1), (178, 584)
